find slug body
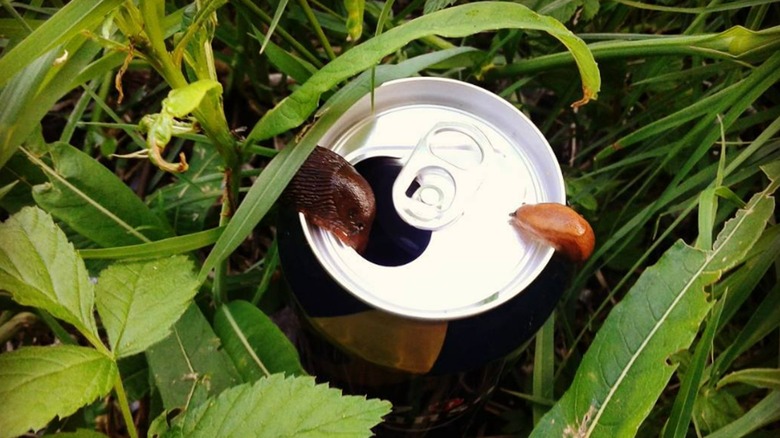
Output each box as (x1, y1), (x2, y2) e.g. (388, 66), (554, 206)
(284, 146), (376, 253)
(510, 203), (595, 263)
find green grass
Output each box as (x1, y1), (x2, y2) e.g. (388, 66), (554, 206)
(0, 1), (778, 437)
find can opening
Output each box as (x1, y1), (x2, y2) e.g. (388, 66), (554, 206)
(355, 156), (432, 267)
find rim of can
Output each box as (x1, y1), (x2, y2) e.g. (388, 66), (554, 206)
(300, 77), (565, 320)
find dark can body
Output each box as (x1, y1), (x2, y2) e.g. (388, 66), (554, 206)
(278, 78), (567, 435)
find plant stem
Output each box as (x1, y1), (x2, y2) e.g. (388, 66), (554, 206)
(297, 0), (336, 60)
(0, 312), (38, 345)
(487, 27), (780, 79)
(114, 374), (139, 438)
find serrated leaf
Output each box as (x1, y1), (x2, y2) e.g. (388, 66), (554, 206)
(248, 1), (599, 142)
(532, 179), (778, 437)
(214, 300), (306, 381)
(582, 0), (600, 20)
(165, 374), (391, 437)
(0, 207), (99, 345)
(95, 256), (199, 358)
(32, 143), (174, 247)
(146, 304), (240, 410)
(0, 345), (117, 438)
(424, 0), (456, 14)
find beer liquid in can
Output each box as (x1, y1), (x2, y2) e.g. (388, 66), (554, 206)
(278, 78), (567, 435)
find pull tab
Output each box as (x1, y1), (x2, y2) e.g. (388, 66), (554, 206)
(392, 122), (492, 230)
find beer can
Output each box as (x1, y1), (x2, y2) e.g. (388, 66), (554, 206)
(278, 77), (567, 435)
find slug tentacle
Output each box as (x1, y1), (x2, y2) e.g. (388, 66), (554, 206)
(510, 203), (595, 263)
(284, 146), (376, 252)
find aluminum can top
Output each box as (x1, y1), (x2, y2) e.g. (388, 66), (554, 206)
(299, 77), (565, 320)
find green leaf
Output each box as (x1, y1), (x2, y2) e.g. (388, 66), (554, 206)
(533, 314), (555, 424)
(248, 1), (599, 142)
(693, 387), (743, 434)
(79, 227), (224, 260)
(0, 207), (99, 346)
(31, 142), (174, 247)
(0, 345), (117, 438)
(522, 0), (586, 24)
(532, 241), (715, 437)
(163, 80), (223, 118)
(164, 374), (391, 437)
(762, 160), (780, 181)
(1, 36), (107, 170)
(214, 300), (306, 381)
(705, 391), (780, 438)
(199, 47), (477, 282)
(344, 0), (364, 41)
(0, 181), (19, 201)
(707, 191), (776, 272)
(95, 256), (199, 358)
(713, 282), (780, 378)
(717, 369), (780, 391)
(0, 49), (59, 169)
(663, 293), (726, 438)
(117, 353), (151, 401)
(532, 178), (777, 437)
(0, 0), (123, 89)
(712, 224), (780, 340)
(149, 142), (224, 235)
(424, 0), (456, 14)
(146, 304), (241, 410)
(696, 187), (717, 250)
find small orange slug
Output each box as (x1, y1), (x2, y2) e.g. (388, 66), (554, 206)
(510, 203), (595, 263)
(284, 146), (376, 253)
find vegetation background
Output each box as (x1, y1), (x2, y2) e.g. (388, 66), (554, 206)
(0, 0), (778, 437)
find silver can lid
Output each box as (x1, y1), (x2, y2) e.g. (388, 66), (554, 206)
(300, 77), (565, 320)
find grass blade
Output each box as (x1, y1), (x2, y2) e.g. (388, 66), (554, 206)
(79, 227), (224, 260)
(663, 294), (726, 438)
(532, 175), (778, 437)
(0, 0), (123, 89)
(199, 48), (478, 282)
(704, 391), (780, 438)
(248, 1), (600, 142)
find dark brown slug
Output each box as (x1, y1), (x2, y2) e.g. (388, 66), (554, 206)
(510, 203), (595, 263)
(284, 146), (376, 253)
